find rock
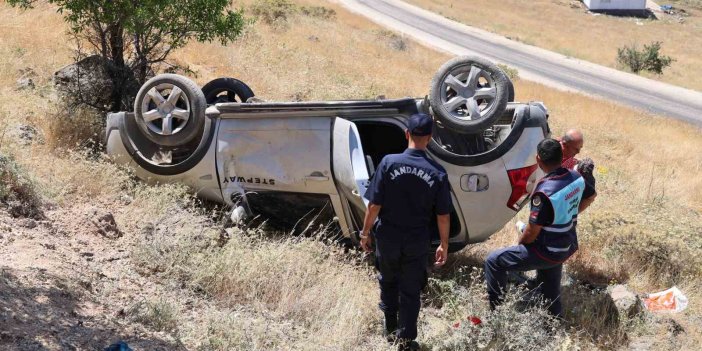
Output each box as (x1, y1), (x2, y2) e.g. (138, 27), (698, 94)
(42, 243), (56, 250)
(21, 219), (37, 229)
(53, 55), (138, 111)
(608, 284), (641, 318)
(16, 77), (35, 90)
(119, 194), (133, 205)
(54, 55), (114, 110)
(89, 208), (122, 239)
(308, 35), (320, 42)
(664, 317), (685, 337)
(16, 124), (38, 144)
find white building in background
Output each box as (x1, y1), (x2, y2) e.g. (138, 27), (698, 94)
(583, 0), (647, 10)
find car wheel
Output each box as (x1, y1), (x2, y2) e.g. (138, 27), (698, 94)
(201, 77), (255, 104)
(134, 74), (206, 147)
(117, 109), (216, 176)
(430, 56), (510, 133)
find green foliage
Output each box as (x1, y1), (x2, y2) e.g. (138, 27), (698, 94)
(0, 153), (42, 218)
(299, 5), (336, 20)
(8, 0), (244, 48)
(7, 0), (246, 102)
(428, 269), (567, 351)
(250, 0), (336, 25)
(616, 42), (674, 74)
(251, 0), (297, 24)
(497, 63), (520, 80)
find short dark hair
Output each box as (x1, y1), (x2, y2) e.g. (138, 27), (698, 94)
(537, 138), (563, 167)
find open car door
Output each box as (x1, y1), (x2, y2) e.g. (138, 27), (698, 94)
(331, 117), (370, 234)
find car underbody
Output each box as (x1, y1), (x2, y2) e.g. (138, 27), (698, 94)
(106, 56), (551, 252)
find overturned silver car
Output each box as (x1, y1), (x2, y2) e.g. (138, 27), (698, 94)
(106, 56), (550, 252)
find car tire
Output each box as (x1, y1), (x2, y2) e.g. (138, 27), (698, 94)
(201, 77), (255, 104)
(116, 110), (216, 176)
(506, 78), (515, 102)
(134, 74), (206, 147)
(430, 56), (510, 133)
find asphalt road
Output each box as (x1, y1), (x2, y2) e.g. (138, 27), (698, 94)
(338, 0), (702, 126)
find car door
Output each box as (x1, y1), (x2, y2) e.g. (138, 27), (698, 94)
(331, 117), (370, 235)
(215, 113), (368, 237)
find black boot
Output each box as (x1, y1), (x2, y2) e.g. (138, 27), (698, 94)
(383, 313), (399, 342)
(397, 339), (420, 351)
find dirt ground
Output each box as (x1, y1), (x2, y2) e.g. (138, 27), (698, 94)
(0, 204), (184, 350)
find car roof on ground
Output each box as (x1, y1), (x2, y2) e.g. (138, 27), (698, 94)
(212, 97), (419, 114)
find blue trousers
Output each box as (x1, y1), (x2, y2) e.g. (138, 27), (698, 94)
(484, 245), (564, 317)
(375, 234), (429, 340)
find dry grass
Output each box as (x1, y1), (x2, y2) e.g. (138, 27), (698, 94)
(406, 0), (702, 91)
(0, 153), (43, 218)
(1, 0), (701, 350)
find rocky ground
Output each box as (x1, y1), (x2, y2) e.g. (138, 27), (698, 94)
(0, 202), (185, 350)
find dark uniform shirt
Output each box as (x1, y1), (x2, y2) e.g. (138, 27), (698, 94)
(364, 149), (451, 237)
(529, 192), (554, 226)
(581, 171), (596, 199)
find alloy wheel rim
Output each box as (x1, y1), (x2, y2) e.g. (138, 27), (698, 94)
(439, 65), (498, 121)
(140, 83), (191, 136)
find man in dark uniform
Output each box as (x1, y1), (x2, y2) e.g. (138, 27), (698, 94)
(484, 138), (592, 317)
(360, 113), (452, 351)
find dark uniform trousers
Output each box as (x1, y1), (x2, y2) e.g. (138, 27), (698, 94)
(484, 245), (563, 317)
(374, 227), (430, 341)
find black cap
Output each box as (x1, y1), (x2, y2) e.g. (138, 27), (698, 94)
(408, 113), (433, 136)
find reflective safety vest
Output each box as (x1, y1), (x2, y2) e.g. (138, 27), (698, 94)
(531, 168), (585, 262)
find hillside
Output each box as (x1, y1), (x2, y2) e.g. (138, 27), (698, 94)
(405, 0), (702, 92)
(1, 0), (701, 350)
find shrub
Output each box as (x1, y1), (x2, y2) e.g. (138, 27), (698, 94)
(497, 64), (520, 80)
(250, 0), (298, 24)
(561, 284), (629, 347)
(194, 309), (291, 351)
(0, 153), (43, 218)
(429, 274), (567, 351)
(616, 42), (674, 74)
(376, 30), (409, 51)
(300, 6), (336, 20)
(607, 233), (695, 286)
(41, 104), (104, 151)
(250, 1), (337, 25)
(129, 298), (181, 333)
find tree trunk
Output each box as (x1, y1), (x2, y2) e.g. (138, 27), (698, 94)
(107, 23), (129, 111)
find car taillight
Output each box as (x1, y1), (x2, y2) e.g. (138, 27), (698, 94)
(506, 165), (538, 211)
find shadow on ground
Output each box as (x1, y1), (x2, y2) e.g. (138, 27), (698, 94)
(0, 267), (183, 351)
